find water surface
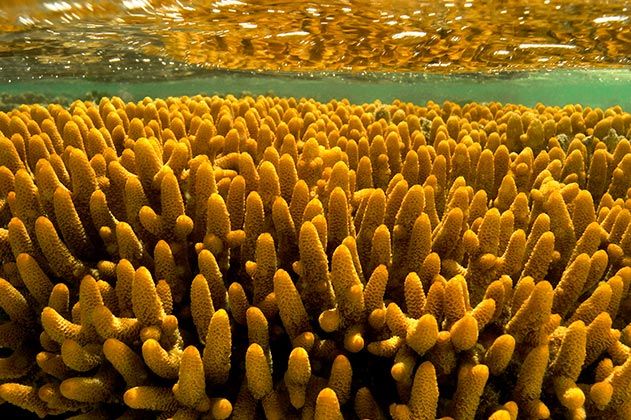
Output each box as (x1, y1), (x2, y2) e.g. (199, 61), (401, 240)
(1, 0), (630, 80)
(0, 0), (629, 107)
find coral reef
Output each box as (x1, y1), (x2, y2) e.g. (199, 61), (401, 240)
(0, 95), (630, 419)
(0, 91), (117, 113)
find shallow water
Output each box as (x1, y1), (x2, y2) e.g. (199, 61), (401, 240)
(0, 0), (630, 107)
(1, 69), (631, 110)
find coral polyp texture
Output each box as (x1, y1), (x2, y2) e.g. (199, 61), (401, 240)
(0, 95), (630, 420)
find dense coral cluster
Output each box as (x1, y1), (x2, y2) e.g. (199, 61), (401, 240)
(0, 95), (630, 419)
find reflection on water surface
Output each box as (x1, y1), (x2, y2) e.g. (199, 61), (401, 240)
(0, 0), (629, 81)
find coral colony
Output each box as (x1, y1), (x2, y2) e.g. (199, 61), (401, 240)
(0, 95), (629, 419)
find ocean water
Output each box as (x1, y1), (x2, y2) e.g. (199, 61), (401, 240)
(1, 70), (631, 110)
(0, 0), (630, 106)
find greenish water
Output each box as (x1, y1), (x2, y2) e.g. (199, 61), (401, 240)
(1, 69), (630, 108)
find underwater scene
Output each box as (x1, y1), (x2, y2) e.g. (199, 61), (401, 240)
(0, 0), (630, 419)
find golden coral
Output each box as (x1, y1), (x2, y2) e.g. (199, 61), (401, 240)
(0, 96), (630, 420)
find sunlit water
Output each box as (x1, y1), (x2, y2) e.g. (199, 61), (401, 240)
(0, 0), (630, 106)
(0, 2), (630, 418)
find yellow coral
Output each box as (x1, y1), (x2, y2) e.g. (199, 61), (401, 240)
(327, 244), (365, 331)
(273, 268), (311, 343)
(552, 253), (591, 317)
(203, 309), (231, 385)
(246, 343), (273, 400)
(131, 266), (165, 326)
(141, 338), (181, 379)
(247, 232), (277, 304)
(514, 344), (550, 418)
(450, 313), (479, 352)
(59, 368), (115, 403)
(0, 383), (48, 418)
(407, 314), (439, 355)
(295, 221), (335, 314)
(314, 387), (343, 420)
(452, 364), (489, 420)
(506, 280), (554, 346)
(0, 96), (629, 420)
(355, 387), (386, 420)
(484, 334), (516, 375)
(190, 274), (215, 342)
(123, 386), (179, 411)
(285, 347), (311, 409)
(173, 345), (210, 411)
(102, 338), (148, 387)
(409, 361), (439, 420)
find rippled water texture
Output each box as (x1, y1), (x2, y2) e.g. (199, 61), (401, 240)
(0, 0), (630, 81)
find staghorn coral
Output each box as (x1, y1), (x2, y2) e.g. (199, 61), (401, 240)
(0, 96), (630, 420)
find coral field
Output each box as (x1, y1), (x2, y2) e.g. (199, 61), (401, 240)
(0, 95), (630, 419)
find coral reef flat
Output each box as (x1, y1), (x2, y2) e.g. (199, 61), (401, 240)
(0, 95), (630, 419)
